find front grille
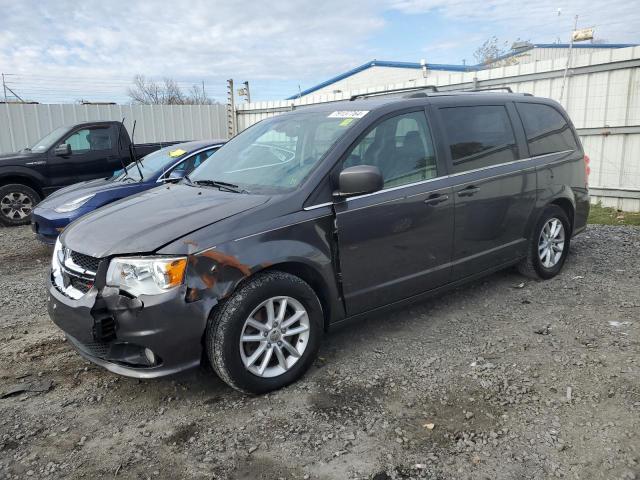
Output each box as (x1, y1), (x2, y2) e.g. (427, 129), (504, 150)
(70, 276), (93, 293)
(69, 251), (100, 273)
(53, 247), (101, 299)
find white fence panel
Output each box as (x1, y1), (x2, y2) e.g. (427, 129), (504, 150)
(0, 103), (228, 154)
(236, 46), (640, 211)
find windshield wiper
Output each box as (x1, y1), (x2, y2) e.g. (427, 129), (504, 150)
(190, 179), (248, 193)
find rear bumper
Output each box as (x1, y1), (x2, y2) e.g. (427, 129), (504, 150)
(47, 273), (211, 378)
(572, 187), (590, 237)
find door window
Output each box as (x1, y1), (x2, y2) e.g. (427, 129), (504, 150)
(440, 105), (518, 173)
(342, 111), (437, 188)
(171, 148), (218, 177)
(516, 103), (578, 156)
(62, 127), (113, 154)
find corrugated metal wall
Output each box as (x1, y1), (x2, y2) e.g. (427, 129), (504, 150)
(0, 103), (228, 154)
(237, 46), (640, 211)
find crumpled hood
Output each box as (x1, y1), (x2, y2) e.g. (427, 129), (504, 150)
(61, 184), (270, 257)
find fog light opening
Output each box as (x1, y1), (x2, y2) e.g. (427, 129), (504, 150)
(144, 348), (156, 366)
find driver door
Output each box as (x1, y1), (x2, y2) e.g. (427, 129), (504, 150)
(48, 126), (117, 187)
(334, 109), (454, 316)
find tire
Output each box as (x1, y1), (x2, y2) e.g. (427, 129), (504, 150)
(206, 271), (323, 394)
(518, 205), (571, 280)
(0, 184), (41, 226)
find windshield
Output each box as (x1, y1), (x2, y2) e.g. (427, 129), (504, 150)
(114, 145), (189, 182)
(29, 126), (68, 152)
(188, 110), (365, 194)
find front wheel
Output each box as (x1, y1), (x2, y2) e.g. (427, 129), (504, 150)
(206, 271), (323, 394)
(518, 205), (571, 280)
(0, 184), (41, 226)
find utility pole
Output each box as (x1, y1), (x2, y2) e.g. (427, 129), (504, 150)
(202, 81), (206, 99)
(237, 81), (251, 103)
(1, 73), (24, 103)
(226, 79), (236, 138)
(560, 15), (579, 103)
(243, 81), (250, 103)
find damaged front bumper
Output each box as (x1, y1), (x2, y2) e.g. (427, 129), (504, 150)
(47, 275), (210, 378)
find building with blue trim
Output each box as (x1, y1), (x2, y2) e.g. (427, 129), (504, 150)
(288, 43), (637, 100)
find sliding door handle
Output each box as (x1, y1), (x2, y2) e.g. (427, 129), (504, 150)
(457, 186), (480, 197)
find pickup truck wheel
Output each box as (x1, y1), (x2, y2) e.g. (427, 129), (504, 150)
(206, 271), (323, 394)
(518, 205), (570, 280)
(0, 184), (41, 226)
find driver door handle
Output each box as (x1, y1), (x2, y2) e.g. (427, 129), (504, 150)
(424, 193), (449, 206)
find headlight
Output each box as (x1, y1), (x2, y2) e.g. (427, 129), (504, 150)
(52, 237), (64, 271)
(106, 256), (187, 296)
(54, 194), (95, 213)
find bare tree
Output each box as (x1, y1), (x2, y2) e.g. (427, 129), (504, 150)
(128, 75), (216, 105)
(473, 37), (529, 66)
(473, 36), (510, 65)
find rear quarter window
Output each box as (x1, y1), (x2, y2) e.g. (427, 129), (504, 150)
(440, 105), (519, 174)
(516, 103), (578, 157)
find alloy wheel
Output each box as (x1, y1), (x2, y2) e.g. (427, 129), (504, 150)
(538, 218), (565, 268)
(239, 296), (310, 378)
(0, 192), (34, 221)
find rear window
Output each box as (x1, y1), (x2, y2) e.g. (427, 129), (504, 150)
(516, 103), (578, 157)
(440, 105), (518, 173)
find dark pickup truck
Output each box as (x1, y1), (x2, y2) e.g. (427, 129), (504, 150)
(0, 121), (180, 225)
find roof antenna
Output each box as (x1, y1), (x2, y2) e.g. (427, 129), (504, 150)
(116, 118), (129, 177)
(129, 120), (144, 180)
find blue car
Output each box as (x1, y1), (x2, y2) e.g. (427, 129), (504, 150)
(31, 140), (225, 244)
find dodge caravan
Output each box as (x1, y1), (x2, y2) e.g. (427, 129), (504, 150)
(47, 89), (590, 393)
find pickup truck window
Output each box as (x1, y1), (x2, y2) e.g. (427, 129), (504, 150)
(30, 126), (68, 152)
(189, 111), (362, 194)
(343, 111), (437, 188)
(441, 105), (519, 173)
(62, 127), (113, 155)
(516, 103), (578, 156)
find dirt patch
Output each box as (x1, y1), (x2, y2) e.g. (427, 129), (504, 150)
(0, 225), (638, 479)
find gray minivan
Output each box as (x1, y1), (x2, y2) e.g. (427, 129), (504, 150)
(47, 89), (590, 393)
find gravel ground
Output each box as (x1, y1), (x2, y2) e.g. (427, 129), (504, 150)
(0, 224), (638, 480)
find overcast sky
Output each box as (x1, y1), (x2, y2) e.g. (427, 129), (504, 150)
(0, 0), (637, 103)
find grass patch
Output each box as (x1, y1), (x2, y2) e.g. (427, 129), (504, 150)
(588, 203), (640, 226)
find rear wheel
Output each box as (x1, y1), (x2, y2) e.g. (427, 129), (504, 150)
(0, 184), (41, 226)
(206, 271), (323, 394)
(518, 205), (571, 280)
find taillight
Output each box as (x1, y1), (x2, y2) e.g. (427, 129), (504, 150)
(584, 154), (590, 186)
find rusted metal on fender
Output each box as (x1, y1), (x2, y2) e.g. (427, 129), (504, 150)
(182, 210), (345, 324)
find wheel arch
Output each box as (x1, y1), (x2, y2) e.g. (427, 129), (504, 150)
(0, 173), (45, 198)
(260, 261), (334, 331)
(549, 197), (575, 234)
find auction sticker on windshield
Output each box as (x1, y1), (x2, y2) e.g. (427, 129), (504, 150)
(169, 149), (187, 158)
(328, 111), (369, 119)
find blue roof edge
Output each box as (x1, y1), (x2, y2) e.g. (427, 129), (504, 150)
(286, 43), (638, 100)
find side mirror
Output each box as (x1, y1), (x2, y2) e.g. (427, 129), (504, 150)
(335, 165), (383, 198)
(54, 143), (71, 156)
(163, 169), (186, 182)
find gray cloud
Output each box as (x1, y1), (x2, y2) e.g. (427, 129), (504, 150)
(0, 0), (636, 102)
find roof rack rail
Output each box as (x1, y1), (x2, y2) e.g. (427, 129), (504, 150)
(350, 85), (438, 101)
(468, 86), (513, 93)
